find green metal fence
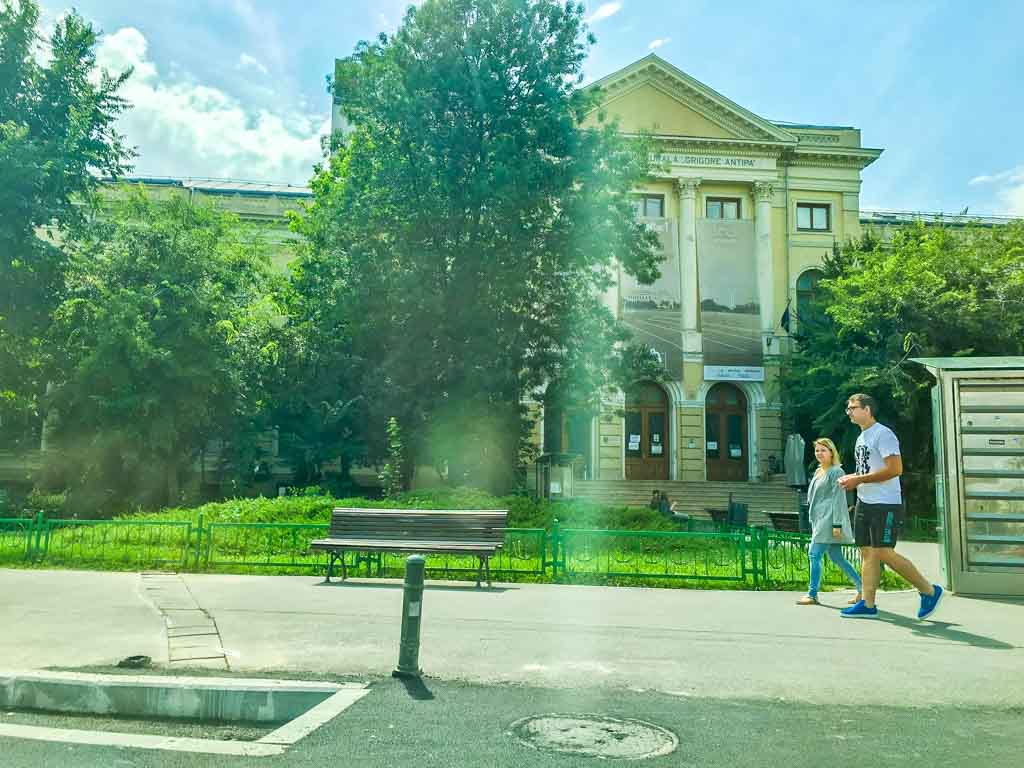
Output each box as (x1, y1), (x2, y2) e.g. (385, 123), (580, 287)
(204, 521), (330, 571)
(202, 521), (548, 579)
(555, 526), (750, 583)
(39, 519), (193, 569)
(0, 515), (37, 562)
(0, 513), (860, 589)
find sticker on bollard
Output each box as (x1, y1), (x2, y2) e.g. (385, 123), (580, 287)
(393, 554), (426, 679)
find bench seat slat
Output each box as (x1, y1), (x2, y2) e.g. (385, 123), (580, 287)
(311, 540), (502, 553)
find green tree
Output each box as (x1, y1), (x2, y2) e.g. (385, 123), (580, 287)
(781, 221), (1024, 507)
(299, 0), (661, 492)
(0, 0), (132, 450)
(265, 229), (364, 493)
(46, 192), (282, 512)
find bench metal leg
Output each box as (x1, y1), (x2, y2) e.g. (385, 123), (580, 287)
(325, 551), (348, 583)
(475, 556), (492, 588)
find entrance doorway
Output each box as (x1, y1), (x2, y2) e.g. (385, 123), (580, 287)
(543, 407), (593, 479)
(625, 382), (669, 481)
(705, 383), (748, 481)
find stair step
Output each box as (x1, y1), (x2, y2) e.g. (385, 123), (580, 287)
(573, 479), (800, 514)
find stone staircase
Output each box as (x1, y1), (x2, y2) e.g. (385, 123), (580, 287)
(573, 477), (800, 527)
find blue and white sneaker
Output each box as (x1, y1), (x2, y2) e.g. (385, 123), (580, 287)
(840, 599), (878, 618)
(917, 584), (944, 620)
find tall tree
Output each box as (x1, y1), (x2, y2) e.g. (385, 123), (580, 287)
(0, 0), (132, 450)
(300, 0), (660, 491)
(47, 192), (282, 512)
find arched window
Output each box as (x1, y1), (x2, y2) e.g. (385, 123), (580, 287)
(796, 269), (825, 330)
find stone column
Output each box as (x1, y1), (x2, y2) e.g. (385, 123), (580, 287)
(754, 182), (775, 355)
(675, 177), (702, 355)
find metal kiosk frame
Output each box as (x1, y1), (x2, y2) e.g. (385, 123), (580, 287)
(915, 357), (1024, 597)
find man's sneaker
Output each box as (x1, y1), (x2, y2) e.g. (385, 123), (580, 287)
(840, 600), (878, 618)
(918, 584), (944, 620)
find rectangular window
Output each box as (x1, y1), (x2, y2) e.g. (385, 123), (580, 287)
(705, 417), (720, 459)
(632, 194), (664, 218)
(797, 203), (830, 231)
(706, 197), (740, 220)
(647, 412), (664, 457)
(625, 412), (642, 457)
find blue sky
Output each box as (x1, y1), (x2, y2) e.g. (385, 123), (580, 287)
(43, 0), (1024, 215)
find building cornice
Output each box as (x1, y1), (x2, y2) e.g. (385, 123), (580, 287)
(788, 146), (883, 170)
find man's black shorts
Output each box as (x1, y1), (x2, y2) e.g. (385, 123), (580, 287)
(854, 501), (904, 548)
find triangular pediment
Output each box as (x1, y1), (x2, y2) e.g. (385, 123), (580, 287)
(583, 55), (797, 145)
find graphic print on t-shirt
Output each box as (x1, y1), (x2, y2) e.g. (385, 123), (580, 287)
(855, 444), (870, 476)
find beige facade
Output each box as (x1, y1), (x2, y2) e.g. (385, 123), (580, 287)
(102, 177), (309, 271)
(543, 54), (883, 485)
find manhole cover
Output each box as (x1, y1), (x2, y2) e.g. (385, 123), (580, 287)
(509, 713), (678, 760)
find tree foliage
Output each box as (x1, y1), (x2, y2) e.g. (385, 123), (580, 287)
(46, 192), (282, 512)
(781, 221), (1024, 490)
(297, 0), (661, 491)
(0, 0), (132, 449)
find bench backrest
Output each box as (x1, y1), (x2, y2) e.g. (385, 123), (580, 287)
(328, 508), (508, 546)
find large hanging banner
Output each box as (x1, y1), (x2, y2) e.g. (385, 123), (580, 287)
(619, 222), (683, 381)
(696, 219), (761, 369)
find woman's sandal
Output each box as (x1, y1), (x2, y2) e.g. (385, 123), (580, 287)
(796, 595), (819, 605)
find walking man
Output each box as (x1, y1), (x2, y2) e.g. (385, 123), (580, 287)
(837, 393), (944, 619)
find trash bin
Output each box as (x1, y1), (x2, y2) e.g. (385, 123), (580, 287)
(799, 502), (810, 534)
(727, 499), (748, 528)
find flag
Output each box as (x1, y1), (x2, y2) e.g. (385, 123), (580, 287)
(780, 301), (791, 333)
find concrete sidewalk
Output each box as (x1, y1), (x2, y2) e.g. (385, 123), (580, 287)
(2, 549), (1022, 709)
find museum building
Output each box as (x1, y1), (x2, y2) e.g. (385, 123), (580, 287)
(532, 54), (883, 494)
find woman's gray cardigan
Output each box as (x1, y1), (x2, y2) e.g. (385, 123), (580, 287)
(806, 465), (855, 544)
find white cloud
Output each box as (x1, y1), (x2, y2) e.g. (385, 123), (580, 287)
(586, 2), (622, 24)
(95, 27), (327, 185)
(968, 167), (1023, 186)
(967, 165), (1024, 215)
(237, 53), (268, 75)
(648, 37), (670, 50)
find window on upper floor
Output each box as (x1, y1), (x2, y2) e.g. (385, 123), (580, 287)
(796, 268), (826, 330)
(706, 197), (740, 220)
(632, 194), (665, 219)
(797, 203), (830, 231)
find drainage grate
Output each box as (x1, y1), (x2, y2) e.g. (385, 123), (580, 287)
(509, 713), (678, 760)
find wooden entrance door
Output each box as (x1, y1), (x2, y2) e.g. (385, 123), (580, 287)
(705, 383), (748, 481)
(625, 382), (669, 481)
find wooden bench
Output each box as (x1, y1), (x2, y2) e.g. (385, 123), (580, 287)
(310, 508), (508, 587)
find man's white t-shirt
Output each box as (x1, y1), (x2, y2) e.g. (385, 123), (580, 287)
(854, 422), (902, 504)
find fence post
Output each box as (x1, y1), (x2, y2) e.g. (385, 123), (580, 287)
(759, 528), (769, 585)
(194, 512), (204, 570)
(32, 511), (45, 562)
(550, 518), (560, 580)
(742, 529), (754, 587)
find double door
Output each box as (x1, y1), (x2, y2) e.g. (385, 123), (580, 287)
(706, 383), (748, 481)
(625, 407), (668, 481)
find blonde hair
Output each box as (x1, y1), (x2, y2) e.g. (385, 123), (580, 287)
(813, 438), (841, 469)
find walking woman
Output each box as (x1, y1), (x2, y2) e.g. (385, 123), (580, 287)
(796, 438), (863, 605)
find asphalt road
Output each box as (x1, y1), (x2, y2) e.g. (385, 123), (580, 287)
(3, 675), (1023, 768)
